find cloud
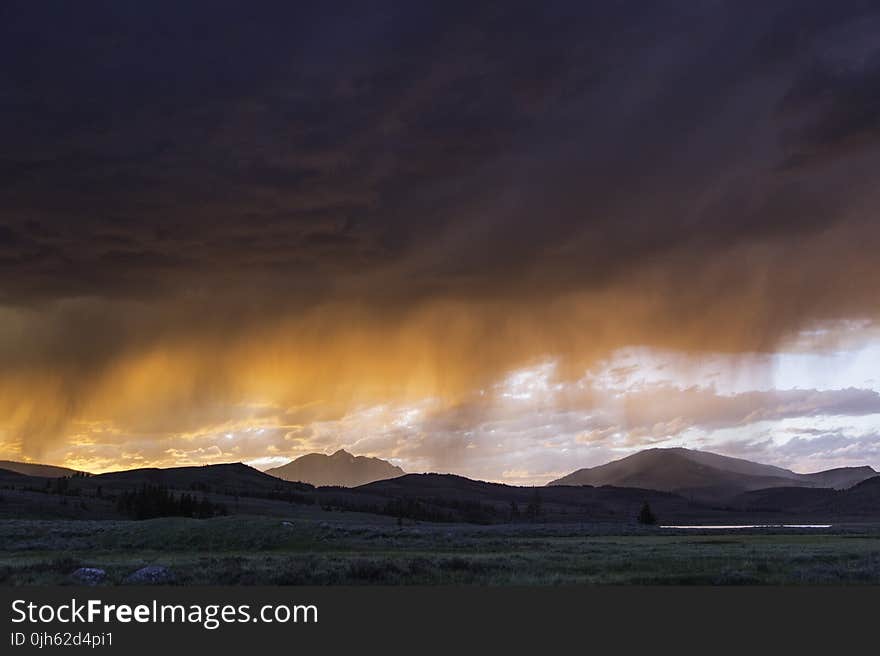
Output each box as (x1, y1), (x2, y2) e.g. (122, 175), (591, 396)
(616, 386), (880, 433)
(778, 30), (880, 169)
(9, 349), (880, 482)
(713, 430), (880, 473)
(2, 2), (880, 468)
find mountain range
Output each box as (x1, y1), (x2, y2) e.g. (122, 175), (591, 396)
(1, 447), (877, 523)
(264, 449), (405, 487)
(548, 448), (876, 502)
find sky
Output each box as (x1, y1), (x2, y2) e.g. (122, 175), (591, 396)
(1, 1), (880, 483)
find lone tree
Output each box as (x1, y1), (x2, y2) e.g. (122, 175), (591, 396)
(525, 490), (543, 521)
(637, 501), (657, 525)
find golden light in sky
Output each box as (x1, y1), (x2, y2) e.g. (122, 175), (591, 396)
(2, 3), (880, 480)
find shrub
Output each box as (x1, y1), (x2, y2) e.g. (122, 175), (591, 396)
(637, 502), (657, 525)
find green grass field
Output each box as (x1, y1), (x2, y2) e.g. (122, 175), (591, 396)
(3, 517), (880, 585)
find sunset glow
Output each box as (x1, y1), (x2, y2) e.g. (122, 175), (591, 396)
(2, 2), (879, 481)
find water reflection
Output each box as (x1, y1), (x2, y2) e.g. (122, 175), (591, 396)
(660, 524), (832, 529)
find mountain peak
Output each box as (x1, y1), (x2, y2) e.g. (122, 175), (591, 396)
(265, 450), (404, 487)
(548, 447), (877, 501)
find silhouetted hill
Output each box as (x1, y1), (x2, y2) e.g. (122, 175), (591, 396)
(325, 472), (704, 523)
(800, 466), (878, 489)
(0, 460), (86, 478)
(1, 457), (876, 524)
(0, 468), (39, 485)
(93, 462), (310, 494)
(358, 473), (513, 498)
(731, 475), (880, 517)
(357, 472), (692, 511)
(265, 449), (404, 487)
(731, 486), (838, 513)
(819, 476), (880, 515)
(0, 462), (316, 520)
(549, 448), (877, 502)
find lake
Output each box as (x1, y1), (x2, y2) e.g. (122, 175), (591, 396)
(660, 524), (832, 529)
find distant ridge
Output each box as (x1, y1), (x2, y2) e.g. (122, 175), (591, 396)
(548, 448), (877, 502)
(0, 460), (86, 478)
(265, 449), (404, 487)
(800, 466), (878, 489)
(0, 457), (877, 523)
(92, 461), (301, 493)
(732, 475), (880, 515)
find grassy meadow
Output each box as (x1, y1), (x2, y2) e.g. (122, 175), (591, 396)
(2, 516), (880, 585)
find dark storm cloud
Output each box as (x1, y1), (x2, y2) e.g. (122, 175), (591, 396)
(777, 13), (880, 169)
(3, 1), (880, 462)
(1, 0), (876, 305)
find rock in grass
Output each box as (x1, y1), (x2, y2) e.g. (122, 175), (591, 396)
(71, 567), (106, 585)
(124, 565), (175, 585)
